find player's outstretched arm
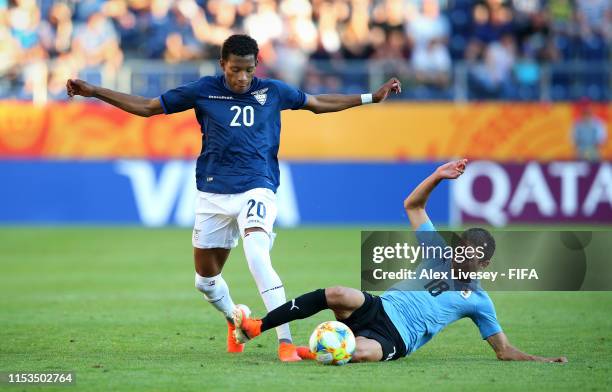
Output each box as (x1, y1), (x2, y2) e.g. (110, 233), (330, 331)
(302, 78), (401, 114)
(404, 159), (467, 230)
(487, 332), (568, 363)
(66, 79), (164, 117)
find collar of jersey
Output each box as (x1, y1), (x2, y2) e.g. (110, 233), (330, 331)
(220, 75), (259, 95)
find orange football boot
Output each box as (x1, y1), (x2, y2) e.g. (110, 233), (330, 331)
(278, 342), (302, 362)
(226, 321), (244, 353)
(296, 346), (316, 360)
(232, 308), (262, 343)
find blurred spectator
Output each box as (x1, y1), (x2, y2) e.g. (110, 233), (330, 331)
(513, 0), (544, 15)
(338, 0), (373, 60)
(141, 0), (173, 58)
(372, 0), (406, 31)
(406, 0), (450, 48)
(549, 0), (572, 26)
(277, 0), (317, 84)
(190, 0), (238, 56)
(373, 28), (411, 60)
(470, 1), (514, 44)
(74, 0), (106, 22)
(164, 31), (198, 63)
(575, 0), (611, 40)
(281, 0), (317, 52)
(340, 27), (373, 60)
(469, 34), (517, 99)
(72, 11), (123, 72)
(412, 38), (451, 89)
(244, 0), (283, 46)
(513, 49), (540, 99)
(9, 0), (46, 62)
(573, 99), (608, 161)
(315, 1), (341, 55)
(38, 2), (73, 57)
(162, 0), (203, 62)
(517, 6), (559, 61)
(275, 34), (310, 86)
(0, 24), (20, 96)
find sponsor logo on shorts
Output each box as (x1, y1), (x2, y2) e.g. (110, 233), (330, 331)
(206, 177), (213, 182)
(193, 229), (200, 241)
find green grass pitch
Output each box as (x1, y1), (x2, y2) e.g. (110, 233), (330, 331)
(1, 227), (610, 391)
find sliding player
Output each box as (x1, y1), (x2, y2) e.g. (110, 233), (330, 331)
(233, 159), (568, 363)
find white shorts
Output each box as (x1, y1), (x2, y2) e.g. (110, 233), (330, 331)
(192, 188), (278, 249)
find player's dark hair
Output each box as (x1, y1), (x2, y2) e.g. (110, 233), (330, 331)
(221, 34), (259, 60)
(461, 228), (496, 262)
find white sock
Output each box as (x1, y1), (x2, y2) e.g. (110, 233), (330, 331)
(243, 231), (292, 342)
(195, 272), (235, 321)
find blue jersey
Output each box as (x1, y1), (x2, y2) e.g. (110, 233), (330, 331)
(381, 220), (502, 356)
(160, 75), (307, 194)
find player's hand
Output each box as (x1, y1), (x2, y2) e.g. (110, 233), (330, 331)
(373, 77), (401, 103)
(436, 159), (468, 179)
(66, 79), (96, 98)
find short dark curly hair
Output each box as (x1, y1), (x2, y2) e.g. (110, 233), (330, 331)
(221, 34), (259, 60)
(461, 227), (496, 262)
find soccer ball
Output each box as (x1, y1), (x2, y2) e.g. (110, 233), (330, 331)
(308, 321), (356, 366)
(235, 304), (251, 318)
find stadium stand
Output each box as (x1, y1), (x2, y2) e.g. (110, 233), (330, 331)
(0, 0), (609, 101)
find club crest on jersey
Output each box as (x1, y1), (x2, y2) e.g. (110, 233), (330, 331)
(251, 88), (268, 105)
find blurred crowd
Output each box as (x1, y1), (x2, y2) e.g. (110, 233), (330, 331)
(0, 0), (610, 101)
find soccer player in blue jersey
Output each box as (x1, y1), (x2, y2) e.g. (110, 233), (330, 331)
(66, 34), (402, 361)
(233, 159), (568, 363)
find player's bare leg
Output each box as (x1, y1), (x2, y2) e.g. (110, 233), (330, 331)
(242, 226), (301, 361)
(193, 247), (244, 353)
(194, 247), (230, 277)
(324, 286), (366, 321)
(351, 337), (384, 362)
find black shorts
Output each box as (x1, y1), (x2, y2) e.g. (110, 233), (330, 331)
(340, 292), (406, 361)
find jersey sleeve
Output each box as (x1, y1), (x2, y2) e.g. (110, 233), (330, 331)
(469, 293), (503, 339)
(415, 219), (447, 249)
(159, 79), (202, 114)
(272, 80), (307, 110)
